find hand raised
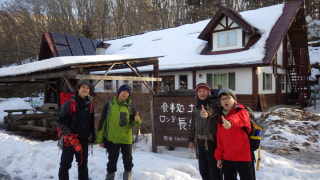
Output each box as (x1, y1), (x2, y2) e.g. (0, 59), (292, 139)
(222, 115), (231, 129)
(200, 105), (208, 118)
(135, 112), (140, 122)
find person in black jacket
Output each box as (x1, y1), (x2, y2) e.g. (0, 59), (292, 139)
(57, 80), (95, 180)
(189, 83), (222, 180)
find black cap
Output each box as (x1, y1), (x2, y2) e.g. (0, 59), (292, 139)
(75, 79), (95, 95)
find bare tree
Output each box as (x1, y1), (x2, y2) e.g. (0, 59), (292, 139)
(0, 0), (319, 67)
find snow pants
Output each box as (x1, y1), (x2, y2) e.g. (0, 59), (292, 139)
(197, 140), (222, 180)
(105, 141), (133, 173)
(58, 140), (89, 180)
(222, 160), (254, 180)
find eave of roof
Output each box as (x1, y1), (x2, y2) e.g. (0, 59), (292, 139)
(262, 0), (303, 64)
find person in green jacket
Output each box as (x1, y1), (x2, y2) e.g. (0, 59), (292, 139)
(97, 84), (141, 180)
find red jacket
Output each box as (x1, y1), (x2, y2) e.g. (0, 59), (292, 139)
(214, 103), (252, 162)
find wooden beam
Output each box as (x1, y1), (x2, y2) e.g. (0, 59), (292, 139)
(153, 62), (160, 94)
(94, 63), (116, 88)
(63, 76), (74, 92)
(126, 62), (155, 94)
(75, 74), (162, 82)
(18, 125), (48, 133)
(70, 57), (160, 69)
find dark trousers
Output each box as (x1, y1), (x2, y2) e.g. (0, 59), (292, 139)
(198, 143), (222, 180)
(106, 141), (133, 173)
(222, 160), (254, 180)
(59, 140), (89, 180)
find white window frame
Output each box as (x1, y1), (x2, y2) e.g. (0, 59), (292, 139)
(103, 80), (113, 91)
(263, 73), (272, 90)
(217, 30), (237, 48)
(179, 75), (188, 90)
(207, 72), (235, 90)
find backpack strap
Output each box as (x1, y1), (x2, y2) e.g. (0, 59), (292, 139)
(235, 107), (242, 113)
(104, 101), (113, 140)
(69, 99), (93, 115)
(89, 102), (93, 113)
(69, 99), (77, 115)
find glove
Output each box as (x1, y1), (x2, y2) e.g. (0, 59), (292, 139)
(64, 133), (82, 153)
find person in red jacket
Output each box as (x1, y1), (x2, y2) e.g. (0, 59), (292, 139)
(214, 88), (254, 180)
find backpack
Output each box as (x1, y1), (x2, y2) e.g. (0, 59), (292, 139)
(57, 92), (93, 147)
(236, 106), (262, 172)
(236, 106), (262, 151)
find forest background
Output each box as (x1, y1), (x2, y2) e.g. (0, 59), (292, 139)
(0, 0), (319, 66)
(0, 0), (319, 97)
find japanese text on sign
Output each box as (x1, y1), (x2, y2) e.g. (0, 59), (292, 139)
(159, 102), (194, 131)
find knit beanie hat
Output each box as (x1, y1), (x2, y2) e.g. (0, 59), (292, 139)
(118, 84), (131, 96)
(75, 79), (95, 95)
(196, 83), (211, 94)
(218, 88), (236, 100)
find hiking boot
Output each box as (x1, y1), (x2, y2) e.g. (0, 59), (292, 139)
(123, 171), (132, 180)
(106, 172), (115, 180)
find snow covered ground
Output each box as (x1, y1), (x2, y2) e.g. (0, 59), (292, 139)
(0, 97), (320, 180)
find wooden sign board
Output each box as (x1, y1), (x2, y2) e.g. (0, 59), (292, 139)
(152, 95), (195, 152)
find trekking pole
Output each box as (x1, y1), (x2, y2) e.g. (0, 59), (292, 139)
(256, 146), (261, 170)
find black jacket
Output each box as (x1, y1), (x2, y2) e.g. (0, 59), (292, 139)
(189, 95), (221, 147)
(57, 94), (95, 142)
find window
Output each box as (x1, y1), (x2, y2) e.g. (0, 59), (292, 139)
(104, 80), (113, 90)
(179, 75), (188, 90)
(133, 81), (141, 92)
(159, 76), (174, 92)
(281, 75), (286, 91)
(207, 72), (235, 90)
(218, 30), (237, 47)
(263, 73), (272, 90)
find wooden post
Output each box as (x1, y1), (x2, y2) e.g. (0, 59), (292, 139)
(151, 96), (157, 153)
(154, 61), (160, 94)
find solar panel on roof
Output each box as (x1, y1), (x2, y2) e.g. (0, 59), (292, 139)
(66, 35), (85, 56)
(51, 32), (68, 45)
(80, 38), (96, 55)
(56, 45), (72, 56)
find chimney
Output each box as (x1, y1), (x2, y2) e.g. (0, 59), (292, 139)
(96, 42), (106, 55)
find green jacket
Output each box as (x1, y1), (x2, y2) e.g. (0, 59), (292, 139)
(97, 96), (141, 144)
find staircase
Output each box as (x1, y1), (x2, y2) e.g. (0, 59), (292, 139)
(287, 48), (311, 108)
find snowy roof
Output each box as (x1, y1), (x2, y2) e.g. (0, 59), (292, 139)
(0, 55), (159, 78)
(0, 1), (309, 78)
(104, 4), (285, 71)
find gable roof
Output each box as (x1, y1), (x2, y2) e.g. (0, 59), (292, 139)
(103, 1), (308, 73)
(197, 0), (307, 65)
(38, 32), (105, 60)
(104, 3), (286, 72)
(198, 6), (261, 42)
